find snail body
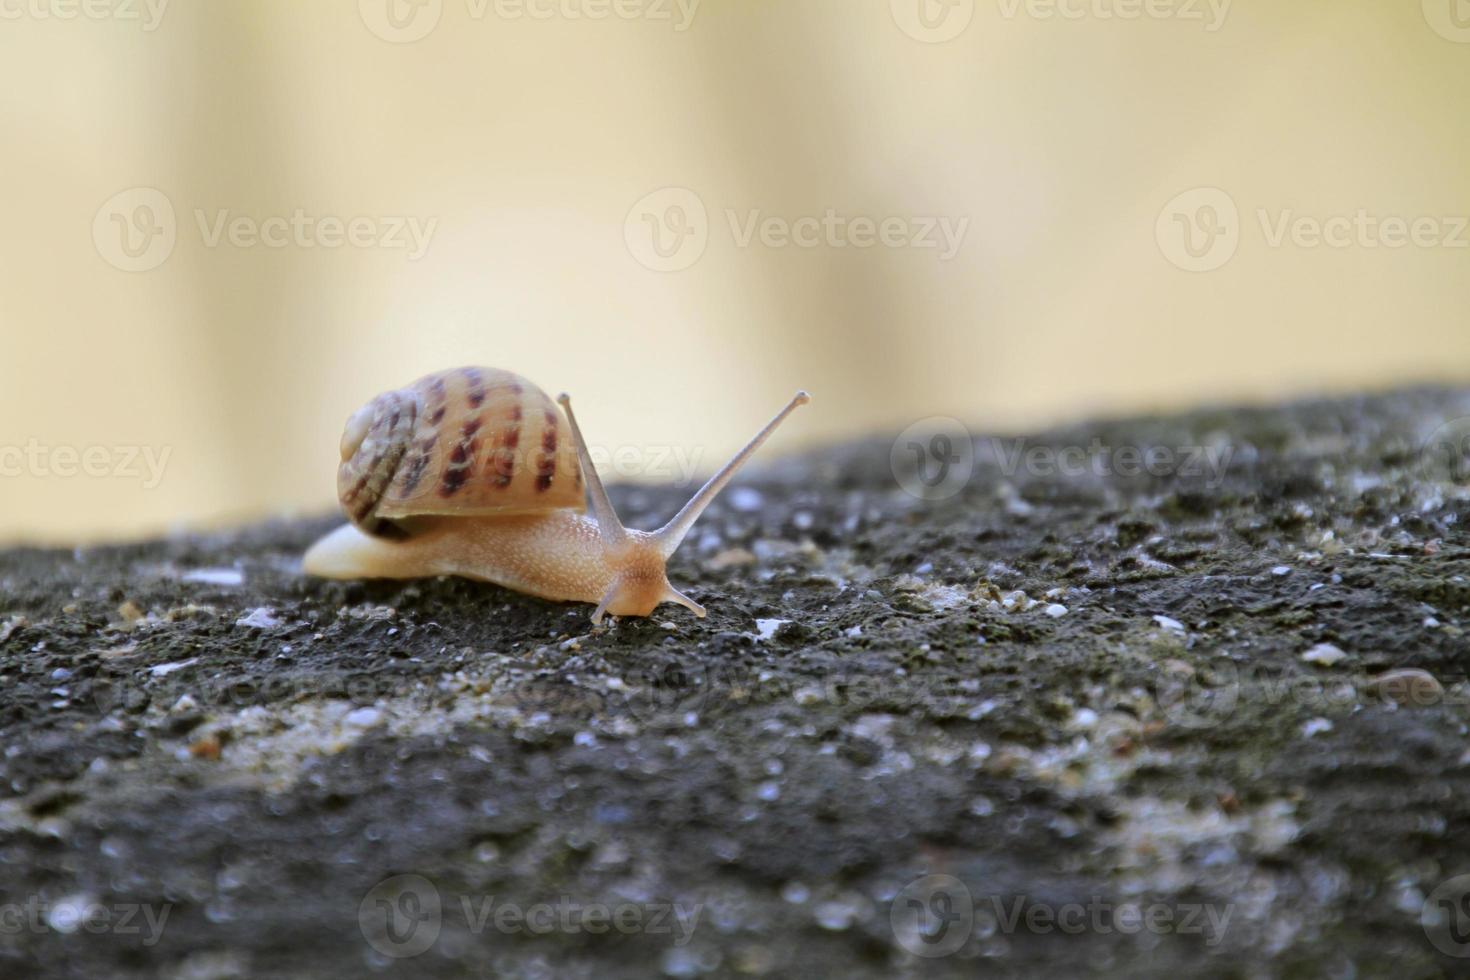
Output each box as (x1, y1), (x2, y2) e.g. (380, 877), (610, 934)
(304, 367), (809, 623)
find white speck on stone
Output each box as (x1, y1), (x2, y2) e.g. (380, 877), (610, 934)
(756, 781), (781, 801)
(1004, 495), (1035, 517)
(149, 658), (199, 678)
(1044, 603), (1068, 618)
(781, 882), (810, 904)
(1153, 615), (1185, 634)
(661, 947), (703, 979)
(1301, 717), (1333, 737)
(1071, 708), (1099, 728)
(970, 795), (995, 817)
(45, 894), (95, 934)
(967, 699), (1000, 720)
(793, 686), (824, 707)
(343, 707), (382, 728)
(0, 616), (25, 643)
(235, 607), (280, 630)
(1000, 590), (1037, 613)
(814, 900), (857, 931)
(729, 487), (764, 513)
(844, 625), (863, 638)
(1271, 566), (1291, 576)
(181, 568), (244, 587)
(1424, 616), (1441, 629)
(754, 619), (789, 642)
(1301, 643), (1348, 667)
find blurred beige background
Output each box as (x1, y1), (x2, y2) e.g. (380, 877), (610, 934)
(1, 0), (1468, 544)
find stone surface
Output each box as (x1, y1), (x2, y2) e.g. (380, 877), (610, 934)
(1, 387), (1469, 979)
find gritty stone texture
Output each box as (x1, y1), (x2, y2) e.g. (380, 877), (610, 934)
(1, 387), (1469, 979)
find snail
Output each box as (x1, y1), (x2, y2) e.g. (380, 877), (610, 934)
(303, 367), (810, 624)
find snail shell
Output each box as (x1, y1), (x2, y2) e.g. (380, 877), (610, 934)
(337, 367), (584, 537)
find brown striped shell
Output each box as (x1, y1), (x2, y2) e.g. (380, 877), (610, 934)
(337, 367), (585, 538)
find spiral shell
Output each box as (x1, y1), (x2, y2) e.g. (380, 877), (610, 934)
(337, 367), (584, 537)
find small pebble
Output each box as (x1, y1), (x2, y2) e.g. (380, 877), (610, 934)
(708, 547), (756, 570)
(728, 487), (764, 513)
(181, 568), (244, 587)
(1301, 643), (1348, 667)
(1044, 603), (1068, 618)
(1301, 718), (1333, 737)
(188, 735), (222, 760)
(754, 619), (789, 642)
(1271, 566), (1291, 576)
(235, 607), (280, 630)
(781, 882), (810, 904)
(1153, 615), (1185, 634)
(45, 894), (96, 934)
(343, 707), (382, 728)
(0, 615), (25, 642)
(814, 900), (856, 931)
